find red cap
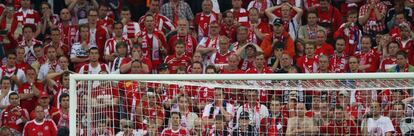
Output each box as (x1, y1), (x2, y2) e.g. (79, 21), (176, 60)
(39, 91), (49, 99)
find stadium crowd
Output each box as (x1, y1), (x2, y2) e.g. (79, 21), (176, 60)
(0, 0), (413, 135)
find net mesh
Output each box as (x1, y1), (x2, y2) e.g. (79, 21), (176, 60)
(74, 78), (414, 136)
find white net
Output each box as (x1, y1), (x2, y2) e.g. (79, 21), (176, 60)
(70, 73), (414, 136)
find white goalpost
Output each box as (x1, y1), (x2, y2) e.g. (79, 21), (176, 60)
(69, 73), (414, 136)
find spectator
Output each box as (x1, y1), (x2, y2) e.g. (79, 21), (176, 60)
(265, 2), (303, 41)
(285, 103), (317, 136)
(139, 0), (175, 33)
(164, 40), (192, 74)
(168, 19), (197, 57)
(236, 43), (263, 71)
(17, 67), (43, 112)
(330, 37), (348, 73)
(261, 98), (288, 135)
(174, 95), (198, 130)
(317, 55), (330, 73)
(18, 25), (43, 65)
(190, 61), (204, 74)
(296, 43), (318, 73)
(232, 26), (251, 51)
(210, 36), (233, 67)
(356, 36), (380, 72)
(197, 21), (220, 56)
(39, 2), (59, 41)
(315, 0), (342, 40)
(0, 4), (16, 57)
(230, 0), (249, 26)
(380, 41), (400, 72)
(385, 0), (413, 30)
(333, 10), (362, 56)
(0, 92), (29, 135)
(30, 44), (46, 73)
(86, 9), (109, 57)
(115, 119), (145, 136)
(57, 8), (78, 47)
(109, 41), (130, 74)
(247, 0), (273, 15)
(97, 4), (114, 34)
(260, 18), (295, 58)
(236, 89), (269, 129)
(103, 22), (132, 64)
(220, 10), (237, 42)
(275, 53), (293, 73)
(246, 52), (272, 73)
(267, 42), (283, 72)
(0, 126), (12, 136)
(78, 47), (110, 74)
(91, 120), (114, 135)
(136, 14), (168, 73)
(348, 56), (361, 73)
(11, 0), (41, 38)
(388, 51), (414, 72)
(23, 106), (57, 136)
(70, 24), (94, 70)
(160, 0), (194, 25)
(397, 23), (414, 54)
(194, 0), (219, 40)
(358, 0), (387, 35)
(247, 8), (271, 45)
(320, 106), (359, 135)
(233, 111), (258, 135)
(37, 46), (58, 81)
(161, 111), (189, 135)
(362, 102), (395, 136)
(202, 87), (235, 126)
(298, 11), (325, 44)
(66, 0), (99, 25)
(0, 77), (12, 108)
(205, 64), (217, 74)
(120, 44), (152, 74)
(51, 93), (69, 128)
(315, 30), (334, 57)
(220, 54), (244, 74)
(0, 53), (26, 91)
(44, 28), (69, 58)
(120, 7), (140, 40)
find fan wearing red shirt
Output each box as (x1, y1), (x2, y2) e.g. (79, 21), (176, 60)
(220, 11), (237, 43)
(18, 25), (43, 65)
(317, 55), (330, 73)
(138, 90), (165, 131)
(397, 23), (414, 55)
(23, 106), (57, 136)
(161, 111), (189, 136)
(380, 41), (400, 72)
(247, 8), (271, 45)
(138, 0), (175, 33)
(260, 18), (296, 58)
(164, 40), (191, 74)
(1, 53), (26, 91)
(220, 54), (244, 74)
(109, 41), (132, 73)
(355, 36), (380, 72)
(319, 106), (358, 135)
(104, 22), (133, 63)
(230, 0), (249, 26)
(14, 47), (31, 71)
(246, 53), (272, 73)
(119, 45), (152, 74)
(51, 93), (69, 128)
(18, 67), (44, 112)
(168, 19), (197, 57)
(265, 2), (303, 41)
(29, 91), (58, 120)
(11, 0), (41, 38)
(197, 21), (220, 57)
(333, 11), (362, 56)
(45, 71), (69, 109)
(194, 0), (219, 39)
(316, 0), (343, 38)
(97, 4), (114, 34)
(136, 15), (168, 73)
(232, 26), (250, 51)
(296, 43), (319, 73)
(0, 92), (30, 134)
(236, 43), (262, 71)
(210, 36), (233, 67)
(260, 99), (288, 136)
(87, 9), (109, 57)
(120, 8), (140, 39)
(358, 0), (387, 34)
(44, 29), (70, 57)
(57, 8), (78, 47)
(330, 38), (349, 73)
(315, 30), (334, 57)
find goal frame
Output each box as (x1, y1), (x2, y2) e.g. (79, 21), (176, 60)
(69, 73), (414, 135)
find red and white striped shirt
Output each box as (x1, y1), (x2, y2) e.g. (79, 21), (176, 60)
(18, 38), (43, 65)
(57, 23), (78, 47)
(358, 2), (387, 33)
(123, 21), (140, 39)
(230, 8), (249, 26)
(194, 12), (219, 38)
(138, 13), (175, 33)
(11, 8), (41, 33)
(104, 37), (133, 56)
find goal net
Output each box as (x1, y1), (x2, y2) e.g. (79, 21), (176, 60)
(69, 73), (414, 136)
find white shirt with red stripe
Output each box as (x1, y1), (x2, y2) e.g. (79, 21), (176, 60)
(104, 37), (132, 56)
(210, 50), (234, 67)
(123, 21), (140, 39)
(138, 13), (175, 33)
(195, 12), (219, 38)
(230, 8), (249, 26)
(13, 8), (40, 26)
(18, 39), (43, 65)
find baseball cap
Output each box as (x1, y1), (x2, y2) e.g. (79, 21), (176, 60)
(239, 111), (250, 120)
(272, 18), (283, 26)
(39, 91), (49, 99)
(159, 63), (169, 71)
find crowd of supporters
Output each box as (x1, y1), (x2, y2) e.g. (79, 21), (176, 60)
(0, 0), (413, 135)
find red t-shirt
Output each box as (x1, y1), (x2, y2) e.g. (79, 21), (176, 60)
(23, 119), (57, 136)
(355, 50), (380, 72)
(161, 127), (189, 136)
(168, 35), (197, 57)
(315, 43), (334, 57)
(0, 105), (30, 133)
(18, 82), (45, 112)
(164, 54), (192, 74)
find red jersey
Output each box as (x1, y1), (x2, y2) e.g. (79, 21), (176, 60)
(138, 13), (175, 33)
(315, 43), (334, 57)
(356, 50), (380, 72)
(50, 83), (69, 109)
(296, 55), (319, 73)
(316, 6), (343, 36)
(304, 0), (320, 10)
(161, 127), (189, 136)
(22, 119), (57, 136)
(0, 105), (30, 133)
(44, 42), (70, 57)
(29, 106), (59, 120)
(220, 24), (237, 42)
(198, 36), (219, 49)
(11, 8), (41, 35)
(57, 23), (78, 47)
(168, 35), (197, 57)
(319, 120), (359, 135)
(230, 8), (249, 26)
(380, 57), (397, 72)
(260, 114), (288, 136)
(210, 51), (234, 65)
(15, 62), (30, 72)
(90, 86), (119, 120)
(142, 102), (164, 121)
(136, 29), (168, 70)
(247, 21), (271, 45)
(90, 25), (109, 56)
(164, 54), (192, 74)
(329, 53), (348, 73)
(194, 12), (219, 38)
(51, 109), (69, 128)
(400, 39), (414, 54)
(197, 86), (214, 103)
(239, 58), (255, 71)
(18, 83), (45, 112)
(97, 16), (114, 31)
(334, 24), (362, 56)
(119, 57), (153, 72)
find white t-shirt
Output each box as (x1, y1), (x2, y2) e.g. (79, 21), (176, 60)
(365, 116), (395, 136)
(78, 63), (109, 74)
(202, 102), (235, 118)
(0, 67), (26, 91)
